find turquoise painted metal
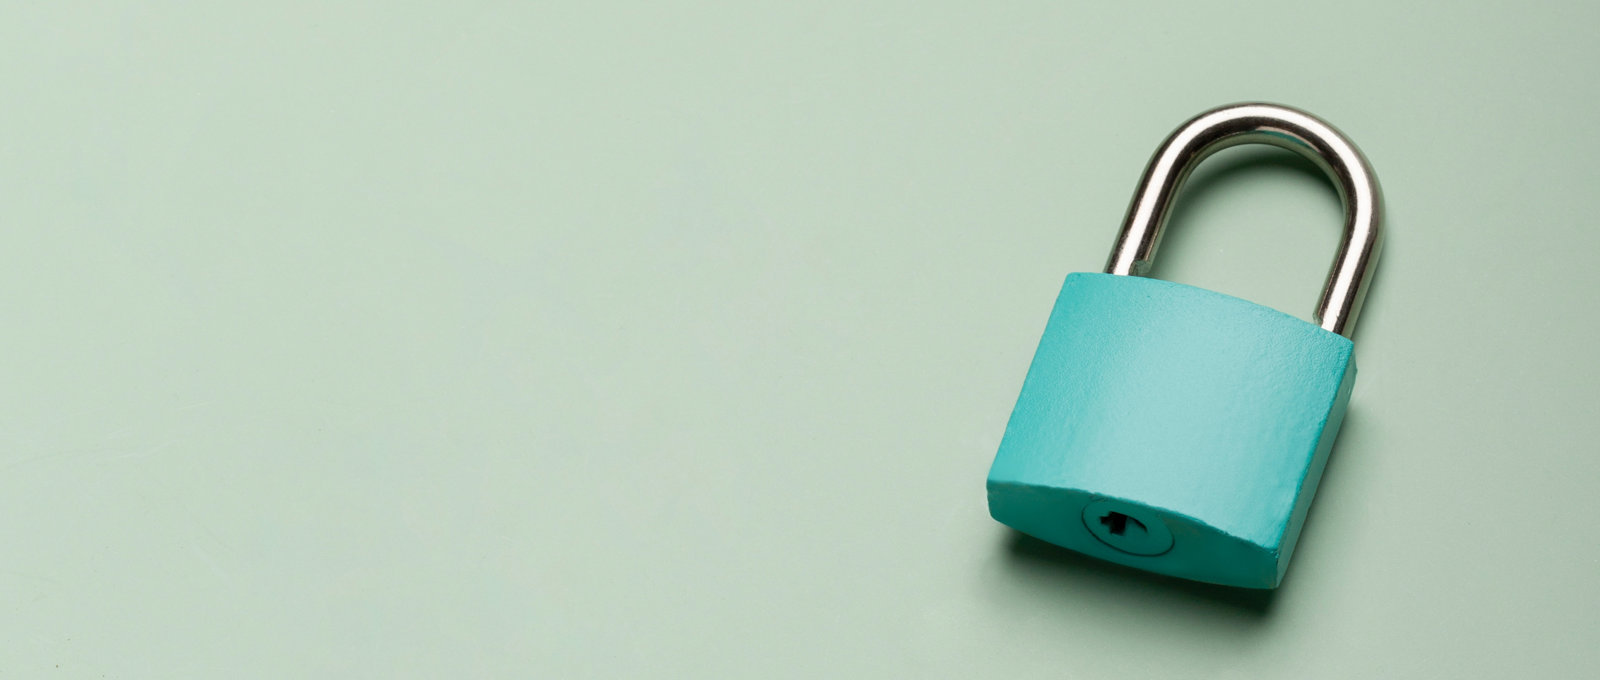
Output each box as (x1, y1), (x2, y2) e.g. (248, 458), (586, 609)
(988, 274), (1353, 588)
(987, 103), (1384, 589)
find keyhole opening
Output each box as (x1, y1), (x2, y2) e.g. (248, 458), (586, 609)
(1099, 511), (1145, 537)
(1082, 500), (1173, 556)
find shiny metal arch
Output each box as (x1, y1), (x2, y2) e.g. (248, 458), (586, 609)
(1104, 103), (1383, 338)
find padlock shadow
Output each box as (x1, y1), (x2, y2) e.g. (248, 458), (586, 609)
(993, 407), (1364, 621)
(1000, 532), (1276, 615)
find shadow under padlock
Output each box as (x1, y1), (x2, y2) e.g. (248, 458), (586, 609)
(986, 102), (1384, 590)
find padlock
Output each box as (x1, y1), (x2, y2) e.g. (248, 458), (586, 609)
(987, 103), (1383, 589)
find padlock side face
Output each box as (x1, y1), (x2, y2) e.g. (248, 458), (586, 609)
(987, 273), (1354, 588)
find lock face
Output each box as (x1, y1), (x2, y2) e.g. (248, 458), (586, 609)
(987, 273), (1354, 589)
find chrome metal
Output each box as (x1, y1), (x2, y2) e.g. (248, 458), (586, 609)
(1103, 103), (1383, 338)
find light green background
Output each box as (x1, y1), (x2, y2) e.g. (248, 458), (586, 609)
(2, 2), (1595, 677)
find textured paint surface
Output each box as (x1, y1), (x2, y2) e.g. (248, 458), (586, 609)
(987, 273), (1354, 588)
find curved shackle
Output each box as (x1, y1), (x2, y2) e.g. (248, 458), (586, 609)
(1104, 103), (1383, 338)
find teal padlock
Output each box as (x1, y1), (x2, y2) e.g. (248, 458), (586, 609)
(987, 103), (1384, 589)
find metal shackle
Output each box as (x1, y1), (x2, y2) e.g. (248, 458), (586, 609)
(1104, 103), (1383, 338)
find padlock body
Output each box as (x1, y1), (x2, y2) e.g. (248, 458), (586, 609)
(987, 273), (1355, 588)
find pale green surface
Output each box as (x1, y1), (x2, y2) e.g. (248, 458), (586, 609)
(1, 2), (1596, 677)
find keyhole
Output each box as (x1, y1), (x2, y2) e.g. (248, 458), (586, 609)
(1099, 511), (1146, 537)
(1082, 500), (1172, 556)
